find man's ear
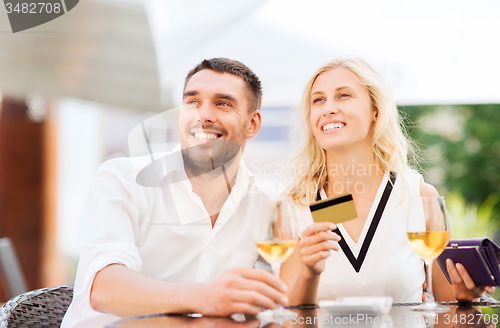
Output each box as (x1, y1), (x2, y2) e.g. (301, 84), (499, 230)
(245, 110), (262, 139)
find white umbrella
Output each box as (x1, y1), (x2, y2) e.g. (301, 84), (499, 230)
(145, 0), (500, 107)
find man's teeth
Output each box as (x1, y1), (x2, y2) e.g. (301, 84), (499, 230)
(322, 122), (345, 132)
(194, 132), (219, 140)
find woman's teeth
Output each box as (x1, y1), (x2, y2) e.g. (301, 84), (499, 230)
(322, 122), (345, 131)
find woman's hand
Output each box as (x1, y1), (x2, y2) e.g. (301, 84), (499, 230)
(299, 222), (341, 277)
(446, 259), (495, 301)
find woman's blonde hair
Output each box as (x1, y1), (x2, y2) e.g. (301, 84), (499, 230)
(286, 58), (416, 206)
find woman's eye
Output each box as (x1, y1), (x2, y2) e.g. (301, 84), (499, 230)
(312, 98), (324, 104)
(339, 93), (350, 98)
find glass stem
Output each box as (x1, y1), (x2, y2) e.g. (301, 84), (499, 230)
(271, 262), (284, 309)
(425, 259), (436, 303)
(271, 262), (281, 279)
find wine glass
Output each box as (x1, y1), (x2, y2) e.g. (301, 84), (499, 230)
(407, 196), (451, 313)
(255, 196), (299, 322)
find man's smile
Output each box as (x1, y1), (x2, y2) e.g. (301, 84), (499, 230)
(192, 131), (223, 142)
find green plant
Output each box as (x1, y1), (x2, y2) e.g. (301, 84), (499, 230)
(446, 191), (500, 239)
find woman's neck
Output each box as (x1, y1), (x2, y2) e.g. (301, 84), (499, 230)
(324, 144), (383, 197)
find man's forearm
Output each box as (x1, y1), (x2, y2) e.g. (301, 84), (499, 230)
(90, 264), (199, 317)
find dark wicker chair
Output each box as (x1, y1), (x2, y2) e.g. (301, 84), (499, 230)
(0, 285), (73, 328)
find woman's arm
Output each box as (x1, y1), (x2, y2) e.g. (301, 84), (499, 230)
(281, 222), (341, 305)
(420, 181), (494, 302)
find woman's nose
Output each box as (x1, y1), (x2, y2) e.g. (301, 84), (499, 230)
(322, 100), (339, 116)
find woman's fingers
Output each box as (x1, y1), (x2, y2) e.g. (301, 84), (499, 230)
(297, 222), (341, 275)
(301, 222), (337, 238)
(300, 230), (340, 248)
(302, 251), (332, 265)
(446, 259), (485, 300)
(300, 240), (340, 257)
(300, 222), (341, 249)
(299, 222), (341, 255)
(455, 262), (479, 291)
(446, 259), (465, 285)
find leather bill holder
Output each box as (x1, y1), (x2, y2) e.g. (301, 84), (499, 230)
(437, 238), (500, 286)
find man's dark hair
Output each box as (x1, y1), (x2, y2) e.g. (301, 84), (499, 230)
(184, 58), (262, 112)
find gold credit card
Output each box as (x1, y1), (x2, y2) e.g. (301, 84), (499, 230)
(309, 193), (358, 224)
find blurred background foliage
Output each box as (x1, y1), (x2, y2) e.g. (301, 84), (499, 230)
(403, 104), (500, 240)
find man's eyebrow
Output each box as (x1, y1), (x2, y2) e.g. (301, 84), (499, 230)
(183, 90), (198, 98)
(215, 93), (237, 102)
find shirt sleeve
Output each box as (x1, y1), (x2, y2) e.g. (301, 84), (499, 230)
(69, 158), (145, 321)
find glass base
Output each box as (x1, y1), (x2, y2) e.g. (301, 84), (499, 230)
(410, 302), (450, 314)
(257, 307), (297, 324)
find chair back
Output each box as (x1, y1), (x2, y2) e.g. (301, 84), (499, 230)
(0, 285), (74, 327)
(0, 237), (28, 299)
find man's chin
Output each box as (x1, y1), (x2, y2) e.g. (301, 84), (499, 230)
(181, 140), (241, 175)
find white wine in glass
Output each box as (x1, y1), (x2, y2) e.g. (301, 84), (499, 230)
(407, 231), (449, 260)
(255, 196), (299, 322)
(407, 196), (451, 313)
(255, 240), (298, 264)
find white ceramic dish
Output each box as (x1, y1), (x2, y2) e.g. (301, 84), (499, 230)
(319, 297), (393, 315)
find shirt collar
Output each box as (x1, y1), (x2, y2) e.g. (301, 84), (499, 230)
(166, 154), (254, 226)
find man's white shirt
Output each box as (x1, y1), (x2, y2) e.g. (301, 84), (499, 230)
(61, 149), (273, 328)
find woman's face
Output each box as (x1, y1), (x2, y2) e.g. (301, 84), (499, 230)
(309, 67), (377, 153)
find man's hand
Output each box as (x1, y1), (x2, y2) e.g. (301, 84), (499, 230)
(446, 259), (495, 301)
(191, 267), (289, 316)
(299, 222), (341, 277)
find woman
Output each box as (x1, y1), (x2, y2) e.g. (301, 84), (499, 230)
(282, 58), (493, 304)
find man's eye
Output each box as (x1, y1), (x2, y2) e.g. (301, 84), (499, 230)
(187, 100), (199, 105)
(217, 102), (231, 107)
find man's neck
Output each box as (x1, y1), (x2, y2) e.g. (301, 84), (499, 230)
(187, 158), (240, 228)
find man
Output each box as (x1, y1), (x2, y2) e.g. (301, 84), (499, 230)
(61, 58), (289, 327)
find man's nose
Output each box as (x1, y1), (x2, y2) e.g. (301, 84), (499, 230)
(197, 103), (216, 123)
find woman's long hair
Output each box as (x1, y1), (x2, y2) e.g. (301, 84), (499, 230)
(286, 58), (417, 206)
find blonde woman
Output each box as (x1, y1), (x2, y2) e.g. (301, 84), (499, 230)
(282, 58), (493, 305)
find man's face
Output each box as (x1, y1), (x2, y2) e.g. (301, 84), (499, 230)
(179, 69), (261, 174)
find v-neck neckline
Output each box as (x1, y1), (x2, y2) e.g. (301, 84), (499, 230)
(333, 174), (388, 255)
(317, 172), (397, 273)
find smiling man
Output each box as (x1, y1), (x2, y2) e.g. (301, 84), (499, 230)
(179, 65), (261, 226)
(61, 58), (289, 328)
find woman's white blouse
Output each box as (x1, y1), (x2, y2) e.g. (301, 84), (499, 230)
(301, 172), (426, 303)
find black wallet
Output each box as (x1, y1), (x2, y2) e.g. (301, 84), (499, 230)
(437, 238), (500, 287)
